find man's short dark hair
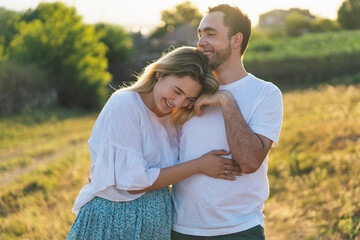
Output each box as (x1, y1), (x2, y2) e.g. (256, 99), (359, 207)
(207, 4), (251, 56)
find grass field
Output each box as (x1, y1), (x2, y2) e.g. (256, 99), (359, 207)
(1, 80), (359, 239)
(265, 80), (360, 239)
(0, 108), (97, 239)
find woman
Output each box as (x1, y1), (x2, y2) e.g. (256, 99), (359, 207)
(67, 47), (240, 240)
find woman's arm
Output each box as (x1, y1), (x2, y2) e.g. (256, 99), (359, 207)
(128, 149), (241, 194)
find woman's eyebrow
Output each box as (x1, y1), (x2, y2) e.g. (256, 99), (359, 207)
(175, 86), (185, 94)
(175, 86), (198, 100)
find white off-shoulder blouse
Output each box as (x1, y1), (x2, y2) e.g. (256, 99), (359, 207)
(72, 91), (178, 215)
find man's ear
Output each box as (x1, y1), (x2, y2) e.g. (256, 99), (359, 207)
(232, 32), (243, 49)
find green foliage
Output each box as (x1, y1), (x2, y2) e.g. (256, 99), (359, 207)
(311, 18), (340, 32)
(150, 1), (202, 38)
(337, 0), (360, 29)
(0, 42), (4, 63)
(245, 30), (360, 85)
(0, 60), (52, 115)
(94, 23), (135, 64)
(0, 7), (21, 49)
(285, 12), (312, 36)
(249, 28), (269, 41)
(7, 2), (111, 109)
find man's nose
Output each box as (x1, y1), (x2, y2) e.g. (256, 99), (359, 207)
(197, 36), (207, 48)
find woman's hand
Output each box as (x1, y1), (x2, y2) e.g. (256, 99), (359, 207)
(196, 150), (242, 180)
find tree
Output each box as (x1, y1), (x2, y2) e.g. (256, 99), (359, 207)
(94, 23), (135, 64)
(0, 8), (21, 49)
(94, 23), (137, 87)
(337, 0), (360, 29)
(285, 12), (312, 36)
(150, 1), (202, 39)
(8, 2), (111, 109)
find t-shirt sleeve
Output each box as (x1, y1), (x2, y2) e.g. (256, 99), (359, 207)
(89, 93), (160, 194)
(248, 84), (283, 147)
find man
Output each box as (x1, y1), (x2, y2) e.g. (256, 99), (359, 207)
(172, 4), (283, 240)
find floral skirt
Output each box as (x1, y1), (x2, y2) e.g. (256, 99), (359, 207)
(67, 187), (172, 240)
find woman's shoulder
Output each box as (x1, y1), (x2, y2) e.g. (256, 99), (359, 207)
(96, 91), (140, 120)
(110, 90), (137, 102)
(106, 91), (139, 109)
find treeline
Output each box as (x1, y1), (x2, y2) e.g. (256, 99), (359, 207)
(1, 1), (360, 114)
(0, 2), (135, 114)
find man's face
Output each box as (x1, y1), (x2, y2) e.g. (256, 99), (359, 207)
(197, 11), (232, 70)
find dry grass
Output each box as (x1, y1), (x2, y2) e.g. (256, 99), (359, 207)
(0, 82), (359, 239)
(265, 83), (360, 240)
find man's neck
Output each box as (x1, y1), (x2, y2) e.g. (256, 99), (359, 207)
(213, 59), (248, 85)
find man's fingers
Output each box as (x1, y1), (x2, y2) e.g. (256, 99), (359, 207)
(187, 101), (195, 109)
(194, 96), (211, 116)
(194, 101), (204, 116)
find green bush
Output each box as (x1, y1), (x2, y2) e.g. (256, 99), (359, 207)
(0, 60), (54, 115)
(311, 18), (340, 32)
(0, 7), (21, 49)
(7, 2), (111, 109)
(245, 30), (360, 85)
(285, 12), (312, 36)
(0, 43), (4, 63)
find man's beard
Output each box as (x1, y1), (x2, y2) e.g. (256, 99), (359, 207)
(210, 41), (232, 70)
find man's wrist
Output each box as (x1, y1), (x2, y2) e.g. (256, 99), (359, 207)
(219, 90), (234, 105)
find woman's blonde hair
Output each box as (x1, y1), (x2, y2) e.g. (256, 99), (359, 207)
(118, 46), (218, 125)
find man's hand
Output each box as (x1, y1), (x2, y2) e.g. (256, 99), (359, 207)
(194, 90), (233, 116)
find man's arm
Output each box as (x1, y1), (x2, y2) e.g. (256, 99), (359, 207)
(194, 90), (273, 174)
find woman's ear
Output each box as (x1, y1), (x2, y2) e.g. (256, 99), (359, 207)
(155, 71), (161, 80)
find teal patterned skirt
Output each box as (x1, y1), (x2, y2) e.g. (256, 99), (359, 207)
(67, 187), (172, 240)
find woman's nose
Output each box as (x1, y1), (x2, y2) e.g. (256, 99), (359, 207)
(174, 96), (190, 108)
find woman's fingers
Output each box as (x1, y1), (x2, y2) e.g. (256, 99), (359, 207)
(225, 170), (242, 176)
(217, 174), (237, 180)
(208, 149), (231, 156)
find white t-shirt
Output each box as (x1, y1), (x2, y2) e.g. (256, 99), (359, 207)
(172, 74), (283, 236)
(72, 91), (178, 215)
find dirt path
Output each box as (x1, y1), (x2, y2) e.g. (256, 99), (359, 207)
(0, 140), (87, 187)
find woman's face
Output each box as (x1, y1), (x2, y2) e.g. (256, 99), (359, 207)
(152, 74), (202, 114)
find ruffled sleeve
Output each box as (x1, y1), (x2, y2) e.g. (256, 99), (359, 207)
(91, 144), (160, 193)
(72, 92), (168, 215)
(91, 92), (161, 189)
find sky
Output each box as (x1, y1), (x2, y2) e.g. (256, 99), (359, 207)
(0, 0), (345, 33)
